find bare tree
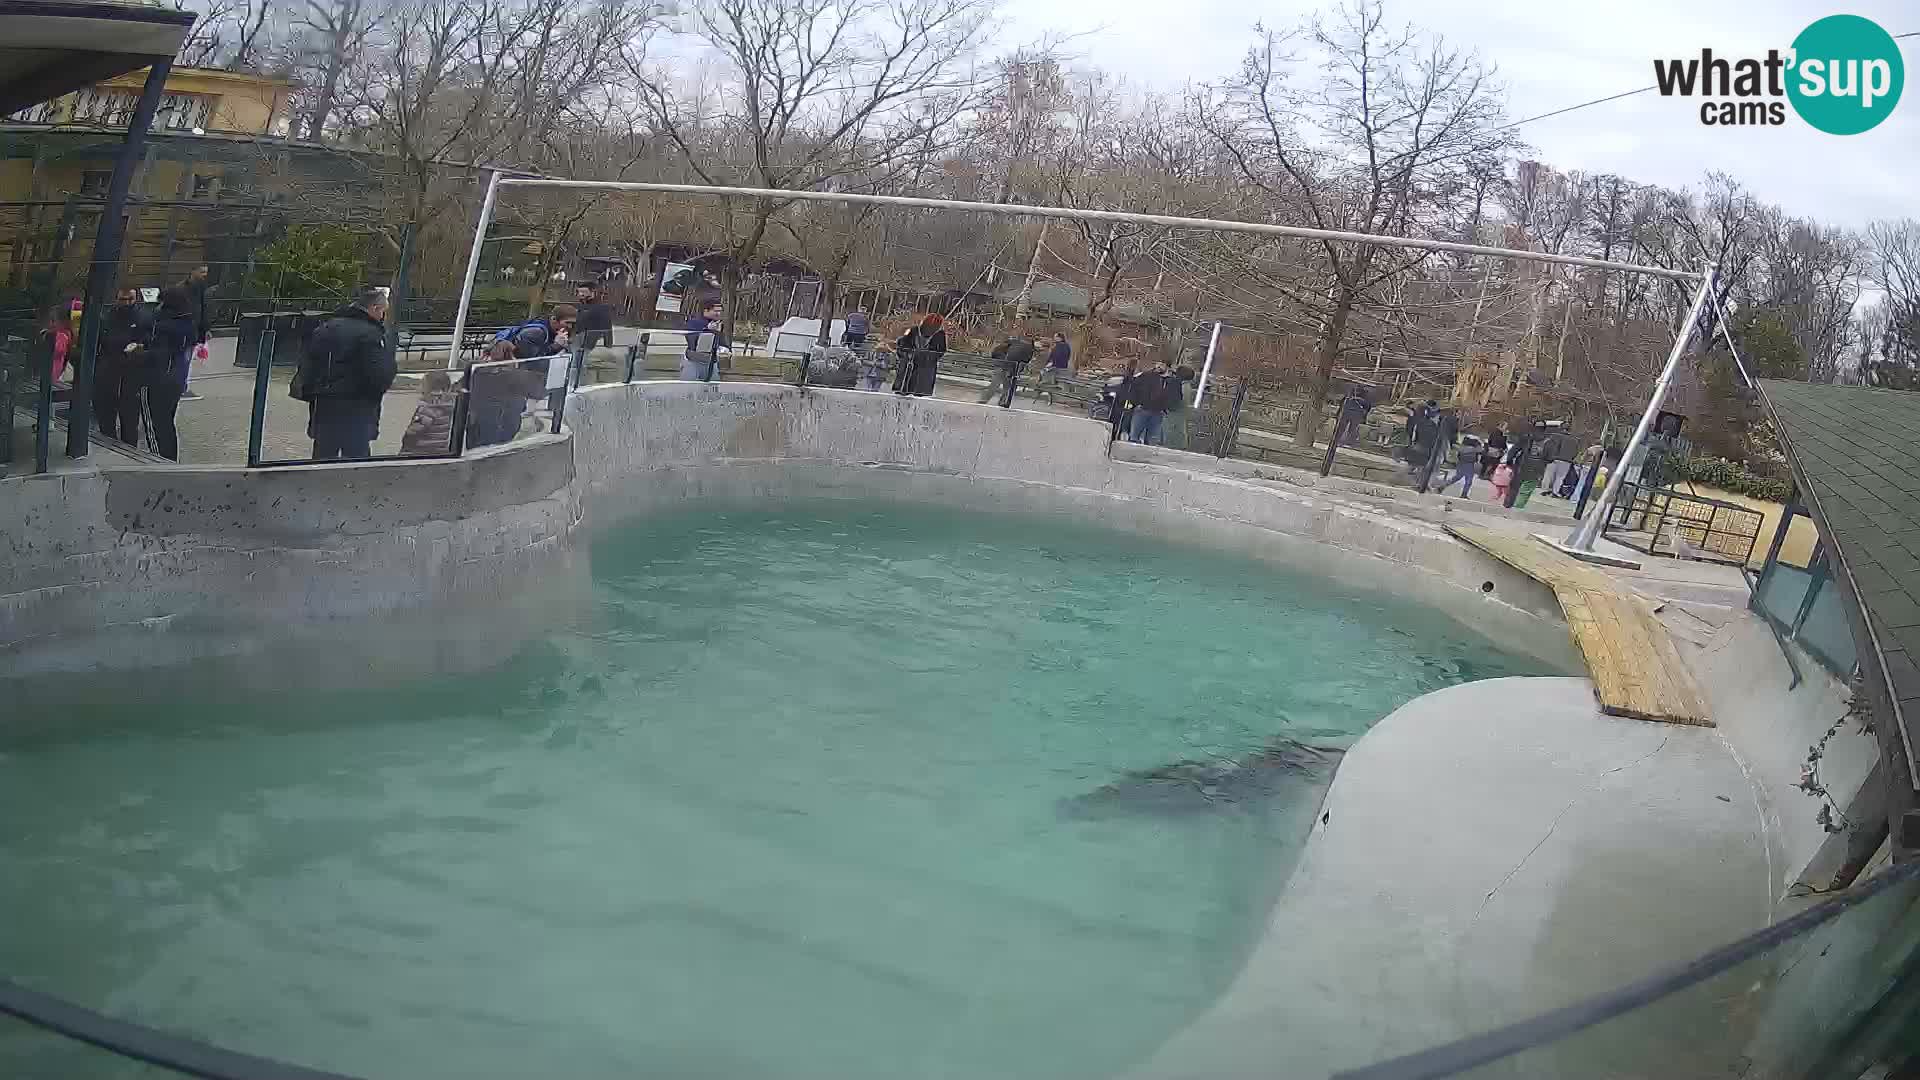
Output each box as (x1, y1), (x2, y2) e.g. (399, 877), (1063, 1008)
(634, 0), (996, 343)
(291, 0), (377, 140)
(1199, 1), (1517, 444)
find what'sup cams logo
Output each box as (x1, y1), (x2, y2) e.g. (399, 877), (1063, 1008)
(1654, 14), (1904, 134)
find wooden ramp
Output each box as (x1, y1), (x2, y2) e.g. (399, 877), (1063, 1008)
(1446, 524), (1712, 727)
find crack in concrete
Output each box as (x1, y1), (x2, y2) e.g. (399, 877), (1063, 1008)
(1468, 736), (1672, 928)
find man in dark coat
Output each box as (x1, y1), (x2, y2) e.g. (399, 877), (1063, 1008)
(291, 286), (396, 460)
(95, 288), (152, 444)
(573, 281), (614, 351)
(979, 333), (1035, 405)
(179, 265), (212, 399)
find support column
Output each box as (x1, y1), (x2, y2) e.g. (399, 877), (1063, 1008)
(68, 58), (173, 458)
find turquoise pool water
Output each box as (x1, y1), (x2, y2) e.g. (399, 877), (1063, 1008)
(0, 504), (1545, 1079)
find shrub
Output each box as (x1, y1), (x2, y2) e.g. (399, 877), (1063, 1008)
(1673, 455), (1794, 502)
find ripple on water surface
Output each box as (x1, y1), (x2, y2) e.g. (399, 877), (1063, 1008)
(0, 503), (1546, 1079)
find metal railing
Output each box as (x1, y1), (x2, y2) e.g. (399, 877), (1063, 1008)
(1602, 481), (1765, 566)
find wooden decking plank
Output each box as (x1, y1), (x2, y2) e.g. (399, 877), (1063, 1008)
(1444, 524), (1712, 727)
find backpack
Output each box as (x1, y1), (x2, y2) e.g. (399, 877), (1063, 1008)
(492, 320), (549, 347)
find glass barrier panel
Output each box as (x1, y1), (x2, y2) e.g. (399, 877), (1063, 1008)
(1338, 864), (1920, 1080)
(1796, 571), (1862, 678)
(1756, 563), (1815, 633)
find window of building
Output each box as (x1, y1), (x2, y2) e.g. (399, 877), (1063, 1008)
(6, 100), (57, 124)
(67, 89), (217, 132)
(192, 174), (217, 200)
(78, 170), (112, 197)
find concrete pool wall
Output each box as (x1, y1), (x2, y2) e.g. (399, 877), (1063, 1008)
(0, 435), (583, 681)
(564, 382), (1578, 670)
(0, 381), (1579, 677)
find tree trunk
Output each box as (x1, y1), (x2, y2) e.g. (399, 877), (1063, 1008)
(385, 220), (416, 358)
(634, 244), (661, 324)
(1014, 220), (1047, 321)
(307, 53), (344, 141)
(815, 272), (839, 347)
(1293, 281), (1357, 447)
(722, 261), (741, 367)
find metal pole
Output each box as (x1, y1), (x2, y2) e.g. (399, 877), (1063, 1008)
(1564, 268), (1717, 553)
(496, 179), (1704, 282)
(447, 170), (502, 371)
(246, 330), (275, 465)
(69, 57), (174, 458)
(1194, 321), (1222, 408)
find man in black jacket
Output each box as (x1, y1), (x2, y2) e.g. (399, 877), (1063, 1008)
(179, 265), (212, 400)
(979, 333), (1034, 405)
(95, 288), (151, 444)
(292, 286), (395, 460)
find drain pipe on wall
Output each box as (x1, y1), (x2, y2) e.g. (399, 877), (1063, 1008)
(1193, 321), (1223, 408)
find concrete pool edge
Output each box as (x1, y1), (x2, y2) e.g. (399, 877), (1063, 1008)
(1129, 675), (1779, 1080)
(1, 383), (1579, 677)
(565, 382), (1581, 673)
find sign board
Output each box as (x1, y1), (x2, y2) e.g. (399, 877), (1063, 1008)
(655, 261), (715, 313)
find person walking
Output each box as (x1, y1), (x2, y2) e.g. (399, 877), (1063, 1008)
(843, 308), (870, 349)
(95, 288), (150, 444)
(1402, 400), (1439, 484)
(1479, 426), (1506, 479)
(893, 314), (946, 397)
(141, 287), (199, 460)
(1437, 431), (1482, 498)
(681, 300), (726, 381)
(179, 265), (211, 399)
(979, 333), (1034, 405)
(34, 305), (73, 385)
(290, 285), (396, 460)
(1033, 331), (1071, 403)
(573, 281), (614, 352)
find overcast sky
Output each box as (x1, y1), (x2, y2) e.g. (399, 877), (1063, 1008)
(1004, 0), (1916, 229)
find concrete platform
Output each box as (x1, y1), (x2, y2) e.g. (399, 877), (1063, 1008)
(1133, 677), (1774, 1080)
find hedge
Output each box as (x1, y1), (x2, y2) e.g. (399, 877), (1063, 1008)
(1672, 455), (1794, 503)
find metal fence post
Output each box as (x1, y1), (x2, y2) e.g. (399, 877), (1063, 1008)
(33, 359), (54, 473)
(449, 373), (471, 455)
(245, 330), (276, 466)
(625, 333), (648, 383)
(1217, 380), (1249, 459)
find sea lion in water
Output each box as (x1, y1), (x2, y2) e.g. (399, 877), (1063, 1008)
(1060, 738), (1344, 818)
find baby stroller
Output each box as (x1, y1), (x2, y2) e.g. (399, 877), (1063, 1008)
(1090, 376), (1128, 422)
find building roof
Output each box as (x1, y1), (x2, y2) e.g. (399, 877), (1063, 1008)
(990, 281), (1159, 327)
(1761, 379), (1920, 782)
(0, 0), (195, 116)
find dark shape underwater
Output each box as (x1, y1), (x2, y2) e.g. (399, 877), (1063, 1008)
(1061, 737), (1345, 818)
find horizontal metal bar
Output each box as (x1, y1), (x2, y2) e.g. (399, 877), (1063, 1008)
(495, 178), (1705, 282)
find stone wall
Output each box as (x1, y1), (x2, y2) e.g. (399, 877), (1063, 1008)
(0, 436), (581, 681)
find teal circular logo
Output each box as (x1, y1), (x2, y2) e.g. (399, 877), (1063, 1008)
(1787, 15), (1904, 135)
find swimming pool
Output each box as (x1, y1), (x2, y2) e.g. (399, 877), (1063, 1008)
(0, 503), (1547, 1078)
